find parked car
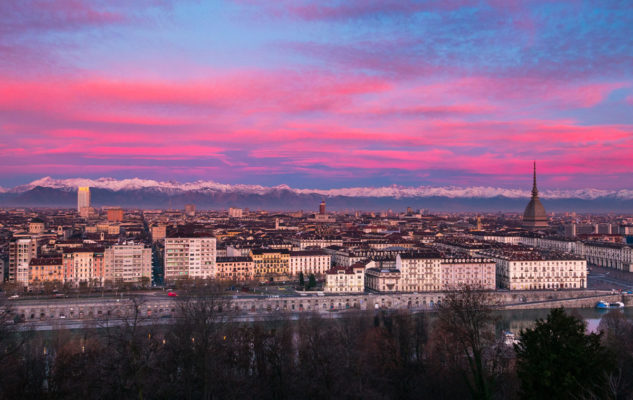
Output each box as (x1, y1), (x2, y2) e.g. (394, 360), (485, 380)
(167, 291), (178, 297)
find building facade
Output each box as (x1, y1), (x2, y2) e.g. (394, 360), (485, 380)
(28, 257), (63, 287)
(228, 207), (243, 218)
(289, 250), (331, 276)
(440, 257), (496, 290)
(63, 247), (105, 286)
(292, 237), (343, 250)
(396, 252), (443, 292)
(164, 235), (217, 281)
(215, 256), (254, 281)
(106, 208), (124, 222)
(365, 267), (401, 292)
(77, 186), (90, 213)
(324, 263), (365, 293)
(151, 225), (167, 242)
(250, 249), (290, 280)
(519, 236), (633, 272)
(104, 243), (152, 284)
(9, 236), (39, 285)
(479, 245), (587, 290)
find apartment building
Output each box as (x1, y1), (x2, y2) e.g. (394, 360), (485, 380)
(104, 243), (152, 284)
(216, 256), (254, 281)
(519, 235), (633, 272)
(250, 248), (290, 280)
(63, 247), (105, 286)
(29, 257), (63, 287)
(324, 263), (365, 293)
(440, 257), (496, 290)
(365, 267), (401, 292)
(396, 251), (443, 292)
(289, 250), (331, 276)
(479, 244), (587, 290)
(164, 233), (216, 281)
(8, 236), (39, 285)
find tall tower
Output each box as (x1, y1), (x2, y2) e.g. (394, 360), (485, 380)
(77, 187), (90, 212)
(319, 199), (326, 215)
(522, 162), (548, 230)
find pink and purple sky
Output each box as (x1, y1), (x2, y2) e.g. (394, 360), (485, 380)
(1, 0), (632, 189)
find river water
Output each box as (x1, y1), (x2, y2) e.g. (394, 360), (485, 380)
(495, 307), (633, 334)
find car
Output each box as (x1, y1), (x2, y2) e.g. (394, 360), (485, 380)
(8, 294), (19, 299)
(167, 292), (178, 297)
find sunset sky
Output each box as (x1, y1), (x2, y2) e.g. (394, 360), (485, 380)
(1, 0), (632, 189)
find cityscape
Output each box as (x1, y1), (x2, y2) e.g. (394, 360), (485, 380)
(2, 1), (633, 399)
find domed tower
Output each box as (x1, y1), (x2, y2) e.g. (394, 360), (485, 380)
(523, 162), (548, 230)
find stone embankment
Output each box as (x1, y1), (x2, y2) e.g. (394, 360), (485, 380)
(3, 289), (630, 330)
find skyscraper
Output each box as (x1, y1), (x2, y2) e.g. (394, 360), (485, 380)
(319, 199), (326, 215)
(77, 187), (90, 212)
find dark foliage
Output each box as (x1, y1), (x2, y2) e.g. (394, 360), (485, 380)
(0, 297), (631, 400)
(514, 307), (615, 400)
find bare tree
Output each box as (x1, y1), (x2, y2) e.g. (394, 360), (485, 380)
(160, 283), (233, 399)
(433, 285), (500, 400)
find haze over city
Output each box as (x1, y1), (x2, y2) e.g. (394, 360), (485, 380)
(2, 1), (632, 189)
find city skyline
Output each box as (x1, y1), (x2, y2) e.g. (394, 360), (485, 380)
(2, 1), (632, 189)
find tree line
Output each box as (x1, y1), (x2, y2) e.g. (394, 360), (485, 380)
(0, 287), (631, 399)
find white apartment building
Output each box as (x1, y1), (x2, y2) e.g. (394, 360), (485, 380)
(164, 234), (216, 281)
(12, 237), (38, 286)
(519, 236), (633, 272)
(579, 242), (633, 272)
(441, 257), (496, 291)
(479, 246), (587, 290)
(104, 243), (152, 284)
(396, 252), (443, 292)
(324, 263), (365, 293)
(365, 267), (401, 292)
(289, 250), (331, 276)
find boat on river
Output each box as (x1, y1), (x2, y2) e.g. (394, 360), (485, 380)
(596, 301), (624, 309)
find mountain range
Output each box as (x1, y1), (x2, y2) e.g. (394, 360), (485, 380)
(0, 177), (631, 212)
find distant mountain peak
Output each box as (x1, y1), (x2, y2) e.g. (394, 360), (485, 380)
(2, 177), (632, 201)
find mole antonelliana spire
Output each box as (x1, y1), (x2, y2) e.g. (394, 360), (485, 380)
(532, 161), (538, 197)
(523, 161), (548, 230)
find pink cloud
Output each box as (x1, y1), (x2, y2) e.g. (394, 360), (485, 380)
(1, 67), (633, 188)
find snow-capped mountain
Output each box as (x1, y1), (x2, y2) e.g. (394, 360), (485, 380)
(5, 176), (633, 200)
(0, 177), (631, 212)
